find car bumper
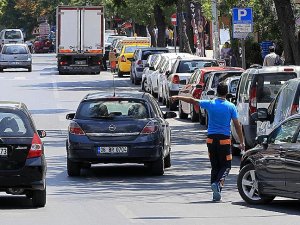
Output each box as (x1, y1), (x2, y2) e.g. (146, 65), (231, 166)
(0, 157), (46, 190)
(0, 61), (31, 68)
(59, 65), (101, 74)
(118, 61), (131, 73)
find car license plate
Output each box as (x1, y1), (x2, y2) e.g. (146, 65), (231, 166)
(12, 62), (20, 65)
(97, 146), (128, 154)
(0, 147), (8, 157)
(75, 60), (86, 65)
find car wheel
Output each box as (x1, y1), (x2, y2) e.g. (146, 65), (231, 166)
(117, 70), (123, 77)
(31, 188), (46, 208)
(143, 80), (150, 93)
(231, 135), (241, 156)
(191, 105), (199, 122)
(150, 153), (165, 176)
(164, 151), (171, 168)
(179, 102), (188, 119)
(237, 164), (275, 205)
(28, 66), (32, 72)
(67, 158), (81, 177)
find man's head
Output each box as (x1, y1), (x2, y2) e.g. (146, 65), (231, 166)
(217, 82), (228, 97)
(269, 46), (275, 53)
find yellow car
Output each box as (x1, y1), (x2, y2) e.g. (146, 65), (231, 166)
(117, 38), (150, 77)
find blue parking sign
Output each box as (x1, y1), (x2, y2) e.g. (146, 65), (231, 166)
(232, 8), (253, 24)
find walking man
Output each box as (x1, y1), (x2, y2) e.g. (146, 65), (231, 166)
(263, 46), (282, 66)
(171, 82), (245, 201)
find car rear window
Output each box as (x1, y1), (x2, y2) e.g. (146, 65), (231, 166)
(211, 72), (243, 88)
(141, 50), (168, 60)
(0, 111), (33, 137)
(177, 60), (218, 73)
(256, 73), (297, 103)
(2, 45), (28, 54)
(77, 100), (150, 119)
(4, 30), (22, 39)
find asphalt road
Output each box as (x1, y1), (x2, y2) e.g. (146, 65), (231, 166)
(0, 54), (299, 225)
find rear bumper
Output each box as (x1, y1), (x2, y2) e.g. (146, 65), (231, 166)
(0, 157), (46, 190)
(118, 62), (131, 73)
(58, 65), (100, 74)
(0, 61), (31, 68)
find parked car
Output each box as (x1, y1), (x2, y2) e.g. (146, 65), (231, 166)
(254, 78), (300, 137)
(143, 54), (164, 93)
(198, 71), (243, 125)
(130, 47), (169, 85)
(0, 101), (47, 207)
(0, 29), (24, 49)
(237, 114), (300, 204)
(165, 57), (219, 110)
(33, 36), (53, 53)
(141, 54), (157, 92)
(231, 66), (300, 155)
(66, 92), (177, 176)
(0, 44), (32, 72)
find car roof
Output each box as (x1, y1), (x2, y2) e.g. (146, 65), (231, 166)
(83, 92), (151, 101)
(248, 65), (300, 74)
(140, 47), (169, 51)
(2, 43), (27, 47)
(198, 66), (244, 72)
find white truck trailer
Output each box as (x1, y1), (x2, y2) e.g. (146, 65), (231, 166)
(56, 6), (105, 74)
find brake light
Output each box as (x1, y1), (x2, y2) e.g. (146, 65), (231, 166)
(69, 121), (85, 135)
(60, 61), (68, 65)
(141, 121), (158, 134)
(172, 75), (180, 84)
(291, 104), (299, 115)
(97, 61), (101, 65)
(137, 60), (143, 65)
(193, 88), (202, 99)
(249, 87), (257, 114)
(284, 68), (294, 72)
(27, 133), (42, 159)
(121, 55), (126, 62)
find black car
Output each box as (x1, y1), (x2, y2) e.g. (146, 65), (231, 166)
(237, 114), (300, 204)
(0, 101), (47, 207)
(66, 92), (177, 176)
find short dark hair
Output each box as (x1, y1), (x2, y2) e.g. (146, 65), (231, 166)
(217, 82), (228, 96)
(269, 46), (275, 52)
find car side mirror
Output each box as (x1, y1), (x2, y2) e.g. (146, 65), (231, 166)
(252, 108), (269, 121)
(255, 135), (268, 145)
(37, 130), (46, 138)
(164, 111), (177, 119)
(207, 90), (215, 95)
(66, 113), (75, 120)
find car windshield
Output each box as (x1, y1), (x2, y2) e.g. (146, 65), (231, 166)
(77, 100), (149, 119)
(124, 46), (148, 53)
(256, 73), (297, 103)
(0, 111), (33, 137)
(211, 72), (243, 88)
(2, 45), (28, 54)
(142, 50), (168, 60)
(177, 60), (219, 73)
(4, 30), (22, 39)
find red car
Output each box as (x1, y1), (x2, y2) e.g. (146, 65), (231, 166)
(178, 67), (244, 122)
(33, 36), (53, 53)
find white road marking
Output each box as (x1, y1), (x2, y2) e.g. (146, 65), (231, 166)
(115, 205), (144, 224)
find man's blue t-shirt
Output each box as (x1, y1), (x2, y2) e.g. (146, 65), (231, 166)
(199, 99), (238, 136)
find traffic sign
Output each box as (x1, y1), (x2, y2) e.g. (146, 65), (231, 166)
(232, 8), (253, 39)
(171, 13), (177, 26)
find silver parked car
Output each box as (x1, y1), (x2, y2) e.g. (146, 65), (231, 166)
(0, 44), (32, 72)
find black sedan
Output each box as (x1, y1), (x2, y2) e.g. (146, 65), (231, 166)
(0, 101), (47, 207)
(237, 114), (300, 204)
(66, 92), (177, 176)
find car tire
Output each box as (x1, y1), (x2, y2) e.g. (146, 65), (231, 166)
(237, 164), (275, 205)
(32, 188), (46, 208)
(28, 66), (32, 72)
(117, 70), (123, 77)
(231, 135), (241, 156)
(164, 151), (171, 168)
(150, 153), (165, 176)
(179, 102), (188, 119)
(67, 158), (81, 177)
(191, 105), (199, 122)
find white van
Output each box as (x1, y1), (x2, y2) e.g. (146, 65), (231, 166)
(0, 29), (24, 48)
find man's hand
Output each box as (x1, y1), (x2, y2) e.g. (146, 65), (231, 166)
(171, 96), (179, 101)
(170, 95), (198, 105)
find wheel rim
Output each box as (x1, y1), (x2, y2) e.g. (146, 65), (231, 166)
(242, 169), (261, 201)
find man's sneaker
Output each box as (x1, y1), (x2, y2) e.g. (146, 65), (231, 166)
(211, 182), (221, 201)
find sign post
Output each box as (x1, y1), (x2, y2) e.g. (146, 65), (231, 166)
(232, 8), (253, 69)
(171, 13), (177, 53)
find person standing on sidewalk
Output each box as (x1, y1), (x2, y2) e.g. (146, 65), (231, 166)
(171, 82), (245, 202)
(263, 46), (282, 66)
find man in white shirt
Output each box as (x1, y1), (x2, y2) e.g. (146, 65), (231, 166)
(263, 46), (282, 66)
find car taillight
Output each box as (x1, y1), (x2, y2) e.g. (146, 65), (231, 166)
(69, 121), (85, 135)
(193, 88), (202, 99)
(141, 121), (158, 134)
(137, 60), (143, 65)
(121, 55), (126, 62)
(60, 61), (68, 65)
(249, 87), (257, 114)
(291, 104), (299, 115)
(172, 75), (180, 84)
(27, 133), (42, 159)
(97, 61), (101, 65)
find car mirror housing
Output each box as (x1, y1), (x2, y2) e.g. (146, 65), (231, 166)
(66, 113), (75, 120)
(252, 108), (269, 121)
(37, 130), (47, 138)
(164, 111), (177, 119)
(255, 135), (268, 145)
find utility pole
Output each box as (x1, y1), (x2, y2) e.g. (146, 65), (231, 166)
(212, 0), (220, 59)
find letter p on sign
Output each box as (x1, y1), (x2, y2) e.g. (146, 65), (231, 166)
(238, 9), (247, 20)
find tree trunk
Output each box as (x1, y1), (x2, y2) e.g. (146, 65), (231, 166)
(273, 0), (300, 65)
(148, 17), (157, 47)
(154, 4), (166, 47)
(185, 0), (195, 53)
(177, 0), (192, 53)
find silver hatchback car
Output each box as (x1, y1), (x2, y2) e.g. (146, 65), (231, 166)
(0, 44), (32, 72)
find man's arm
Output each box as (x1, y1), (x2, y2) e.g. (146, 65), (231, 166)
(232, 118), (245, 151)
(171, 96), (199, 105)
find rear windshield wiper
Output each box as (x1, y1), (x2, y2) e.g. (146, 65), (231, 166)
(90, 116), (115, 120)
